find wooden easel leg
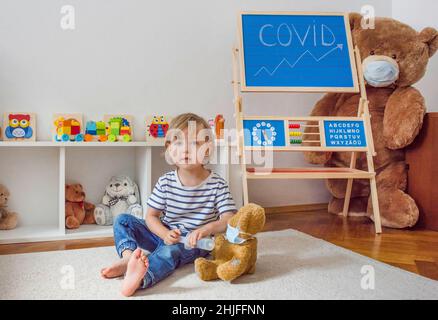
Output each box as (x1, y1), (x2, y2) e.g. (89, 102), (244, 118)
(342, 179), (354, 217)
(242, 166), (249, 205)
(232, 47), (249, 206)
(369, 177), (382, 234)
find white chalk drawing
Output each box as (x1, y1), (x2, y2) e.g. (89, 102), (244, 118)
(254, 44), (344, 77)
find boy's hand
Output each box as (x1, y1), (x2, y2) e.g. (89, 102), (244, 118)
(187, 227), (210, 248)
(163, 229), (181, 245)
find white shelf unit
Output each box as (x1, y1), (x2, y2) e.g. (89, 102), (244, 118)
(0, 141), (239, 244)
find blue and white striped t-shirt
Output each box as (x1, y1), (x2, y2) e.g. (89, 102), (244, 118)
(146, 170), (237, 232)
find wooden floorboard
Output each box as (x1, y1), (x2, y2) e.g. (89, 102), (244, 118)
(1, 209), (438, 281)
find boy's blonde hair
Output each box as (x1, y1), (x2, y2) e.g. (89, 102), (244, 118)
(165, 113), (213, 148)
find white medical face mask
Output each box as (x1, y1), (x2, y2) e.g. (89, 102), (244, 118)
(363, 56), (400, 88)
(225, 223), (253, 244)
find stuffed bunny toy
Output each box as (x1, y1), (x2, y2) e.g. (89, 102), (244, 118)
(94, 175), (143, 226)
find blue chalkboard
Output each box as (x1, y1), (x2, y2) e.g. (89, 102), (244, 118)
(243, 120), (286, 147)
(240, 13), (358, 91)
(323, 120), (367, 148)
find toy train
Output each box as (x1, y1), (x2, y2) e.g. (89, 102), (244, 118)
(84, 121), (107, 142)
(84, 117), (132, 142)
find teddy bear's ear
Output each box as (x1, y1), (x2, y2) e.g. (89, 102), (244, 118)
(419, 27), (438, 58)
(349, 12), (362, 31)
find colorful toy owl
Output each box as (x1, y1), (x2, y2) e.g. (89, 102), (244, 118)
(5, 114), (33, 139)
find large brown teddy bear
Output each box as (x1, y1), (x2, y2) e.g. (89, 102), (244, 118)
(305, 14), (438, 229)
(65, 184), (96, 229)
(0, 184), (18, 230)
(194, 203), (265, 282)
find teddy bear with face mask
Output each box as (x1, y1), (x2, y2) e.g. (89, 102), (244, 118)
(194, 203), (265, 282)
(93, 175), (143, 226)
(304, 13), (438, 228)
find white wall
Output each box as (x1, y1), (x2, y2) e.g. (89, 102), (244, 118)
(392, 0), (438, 110)
(0, 0), (392, 207)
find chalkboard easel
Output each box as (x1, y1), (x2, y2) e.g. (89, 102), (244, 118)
(232, 12), (382, 234)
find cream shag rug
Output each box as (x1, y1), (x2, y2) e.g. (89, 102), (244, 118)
(1, 229), (437, 300)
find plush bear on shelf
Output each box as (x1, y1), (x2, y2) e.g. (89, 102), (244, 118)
(304, 13), (438, 229)
(0, 184), (18, 230)
(194, 203), (265, 282)
(93, 175), (142, 226)
(65, 184), (96, 229)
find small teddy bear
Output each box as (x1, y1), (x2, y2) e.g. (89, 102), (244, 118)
(195, 203), (266, 282)
(65, 184), (96, 229)
(0, 184), (18, 230)
(94, 175), (143, 226)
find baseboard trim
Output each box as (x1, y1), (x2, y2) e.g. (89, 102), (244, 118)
(265, 203), (328, 215)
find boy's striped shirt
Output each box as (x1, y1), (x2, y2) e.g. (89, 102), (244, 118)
(147, 170), (237, 232)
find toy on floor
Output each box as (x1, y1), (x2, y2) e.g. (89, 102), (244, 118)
(3, 112), (36, 141)
(65, 184), (96, 229)
(53, 114), (84, 142)
(94, 175), (142, 226)
(194, 203), (265, 282)
(305, 13), (438, 228)
(0, 184), (18, 230)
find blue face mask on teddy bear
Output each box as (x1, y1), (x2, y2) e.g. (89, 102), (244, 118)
(363, 56), (400, 88)
(225, 223), (253, 244)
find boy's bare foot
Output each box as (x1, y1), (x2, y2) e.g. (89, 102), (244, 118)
(101, 255), (130, 279)
(121, 248), (149, 297)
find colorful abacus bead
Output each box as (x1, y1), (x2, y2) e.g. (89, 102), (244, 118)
(289, 124), (301, 129)
(290, 140), (302, 145)
(289, 132), (302, 137)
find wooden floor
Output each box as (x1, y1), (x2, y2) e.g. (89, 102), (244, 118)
(1, 206), (438, 281)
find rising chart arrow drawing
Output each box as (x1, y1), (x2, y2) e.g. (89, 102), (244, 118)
(254, 44), (344, 77)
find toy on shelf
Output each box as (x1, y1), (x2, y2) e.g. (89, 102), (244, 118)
(3, 112), (36, 141)
(214, 114), (225, 140)
(65, 184), (96, 229)
(0, 184), (19, 230)
(208, 118), (215, 132)
(103, 115), (133, 142)
(94, 175), (142, 226)
(53, 114), (84, 142)
(145, 115), (171, 143)
(84, 120), (108, 142)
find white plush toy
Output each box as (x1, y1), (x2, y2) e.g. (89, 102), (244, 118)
(94, 175), (143, 226)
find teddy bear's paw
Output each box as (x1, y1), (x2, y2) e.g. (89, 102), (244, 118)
(194, 258), (219, 281)
(128, 204), (143, 220)
(94, 205), (112, 226)
(65, 216), (80, 229)
(368, 189), (419, 229)
(128, 195), (137, 204)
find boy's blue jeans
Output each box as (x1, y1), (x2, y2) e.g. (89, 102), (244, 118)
(113, 213), (210, 289)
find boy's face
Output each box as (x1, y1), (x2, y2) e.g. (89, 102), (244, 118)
(166, 126), (212, 170)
